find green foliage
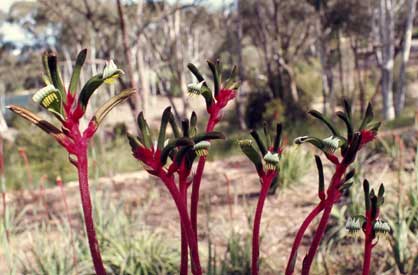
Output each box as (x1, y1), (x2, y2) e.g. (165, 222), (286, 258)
(93, 195), (180, 275)
(276, 145), (311, 189)
(16, 221), (85, 275)
(219, 232), (252, 275)
(6, 119), (75, 189)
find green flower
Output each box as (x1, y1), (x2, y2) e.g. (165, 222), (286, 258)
(102, 60), (124, 84)
(263, 151), (280, 171)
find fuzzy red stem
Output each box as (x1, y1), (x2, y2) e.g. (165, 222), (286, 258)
(285, 201), (325, 275)
(251, 174), (275, 275)
(301, 163), (347, 275)
(362, 214), (373, 275)
(190, 114), (217, 243)
(160, 172), (202, 275)
(180, 174), (189, 275)
(76, 146), (106, 275)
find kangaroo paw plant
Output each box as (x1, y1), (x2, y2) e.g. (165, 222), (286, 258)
(128, 107), (226, 275)
(345, 180), (390, 275)
(285, 101), (381, 275)
(8, 49), (134, 275)
(239, 123), (283, 275)
(187, 61), (239, 243)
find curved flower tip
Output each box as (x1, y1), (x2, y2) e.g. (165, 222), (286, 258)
(373, 220), (391, 240)
(193, 140), (211, 157)
(32, 84), (64, 119)
(345, 217), (362, 238)
(103, 60), (124, 84)
(263, 151), (280, 171)
(187, 81), (206, 96)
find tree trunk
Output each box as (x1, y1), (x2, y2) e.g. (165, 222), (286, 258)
(116, 0), (141, 115)
(316, 14), (331, 115)
(351, 38), (366, 114)
(136, 37), (151, 116)
(395, 0), (417, 116)
(235, 0), (246, 130)
(379, 0), (395, 120)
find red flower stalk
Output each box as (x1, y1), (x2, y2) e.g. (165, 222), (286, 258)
(286, 101), (381, 275)
(8, 49), (134, 275)
(345, 180), (389, 275)
(239, 123), (283, 275)
(187, 61), (239, 245)
(128, 107), (225, 275)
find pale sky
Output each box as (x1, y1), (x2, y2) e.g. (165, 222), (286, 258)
(0, 0), (34, 45)
(0, 0), (234, 45)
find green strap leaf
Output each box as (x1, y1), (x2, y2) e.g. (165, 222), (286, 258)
(315, 155), (324, 197)
(336, 111), (353, 141)
(78, 61), (124, 109)
(263, 122), (271, 148)
(41, 51), (52, 83)
(192, 131), (225, 143)
(294, 136), (324, 150)
(157, 107), (172, 150)
(250, 130), (267, 156)
(168, 113), (181, 138)
(78, 73), (104, 109)
(187, 63), (205, 82)
(363, 179), (370, 211)
(239, 139), (263, 172)
(7, 105), (67, 144)
(308, 110), (340, 137)
(92, 89), (135, 127)
(377, 183), (385, 206)
(207, 60), (220, 97)
(69, 48), (87, 94)
(343, 99), (352, 121)
(137, 112), (153, 149)
(359, 103), (374, 130)
(190, 111), (197, 137)
(181, 119), (190, 138)
(174, 145), (194, 166)
(344, 169), (356, 183)
(47, 52), (66, 99)
(160, 138), (194, 165)
(342, 133), (361, 165)
(273, 123), (282, 152)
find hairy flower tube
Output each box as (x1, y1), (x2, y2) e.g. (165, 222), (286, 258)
(186, 60), (239, 247)
(285, 101), (381, 275)
(128, 107), (225, 275)
(239, 123), (283, 275)
(345, 180), (390, 275)
(8, 49), (134, 275)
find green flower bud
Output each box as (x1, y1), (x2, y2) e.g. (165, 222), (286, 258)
(322, 136), (345, 154)
(103, 60), (124, 84)
(187, 81), (206, 96)
(263, 151), (280, 171)
(193, 140), (211, 156)
(32, 84), (63, 118)
(346, 217), (361, 238)
(373, 220), (391, 239)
